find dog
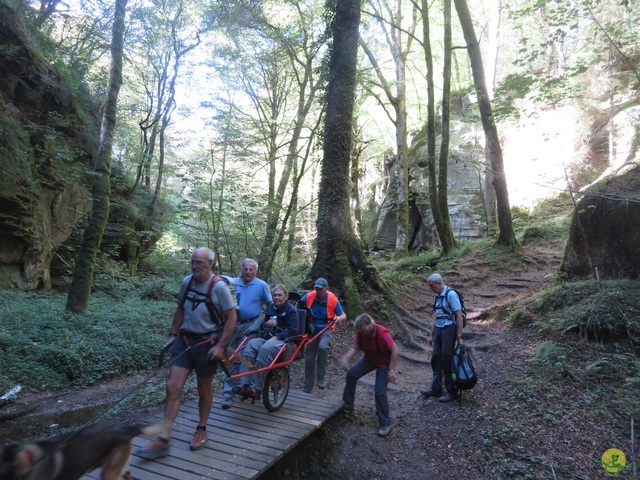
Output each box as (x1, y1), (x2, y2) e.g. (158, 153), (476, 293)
(0, 422), (164, 480)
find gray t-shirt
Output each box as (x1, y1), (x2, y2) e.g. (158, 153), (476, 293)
(178, 274), (235, 334)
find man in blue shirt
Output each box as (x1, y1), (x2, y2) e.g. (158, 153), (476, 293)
(221, 258), (272, 409)
(421, 273), (464, 403)
(301, 278), (347, 393)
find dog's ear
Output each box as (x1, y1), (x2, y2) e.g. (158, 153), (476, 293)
(0, 443), (44, 479)
(15, 444), (45, 476)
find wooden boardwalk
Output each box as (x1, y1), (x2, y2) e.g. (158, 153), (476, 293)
(83, 390), (342, 480)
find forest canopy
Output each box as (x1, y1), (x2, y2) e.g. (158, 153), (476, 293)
(0, 0), (638, 297)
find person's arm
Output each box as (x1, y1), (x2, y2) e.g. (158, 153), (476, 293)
(455, 309), (463, 345)
(208, 282), (237, 359)
(388, 341), (398, 383)
(334, 300), (347, 324)
(209, 307), (237, 359)
(164, 304), (184, 349)
(340, 344), (360, 369)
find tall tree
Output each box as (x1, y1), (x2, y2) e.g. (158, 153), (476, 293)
(453, 0), (517, 247)
(66, 0), (128, 313)
(436, 0), (458, 253)
(360, 0), (418, 254)
(421, 0), (457, 254)
(310, 0), (382, 312)
(257, 3), (326, 278)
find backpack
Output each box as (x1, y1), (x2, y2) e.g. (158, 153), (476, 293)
(181, 275), (238, 326)
(433, 287), (467, 327)
(451, 344), (477, 391)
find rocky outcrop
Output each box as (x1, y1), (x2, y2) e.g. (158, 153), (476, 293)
(561, 165), (640, 279)
(371, 117), (487, 253)
(0, 1), (97, 289)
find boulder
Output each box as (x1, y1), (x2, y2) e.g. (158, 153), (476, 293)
(561, 165), (640, 279)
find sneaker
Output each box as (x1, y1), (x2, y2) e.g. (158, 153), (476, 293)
(317, 379), (326, 389)
(136, 437), (170, 460)
(378, 425), (392, 437)
(231, 385), (244, 395)
(244, 386), (261, 400)
(190, 426), (207, 451)
(419, 389), (442, 398)
(221, 397), (233, 410)
(342, 403), (354, 413)
(302, 387), (312, 394)
(438, 392), (456, 403)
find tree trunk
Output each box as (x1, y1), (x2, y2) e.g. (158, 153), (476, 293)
(453, 0), (517, 247)
(66, 0), (128, 313)
(360, 0), (417, 255)
(310, 0), (382, 314)
(421, 0), (444, 249)
(436, 0), (458, 254)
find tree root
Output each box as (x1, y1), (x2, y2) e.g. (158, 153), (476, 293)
(391, 309), (424, 350)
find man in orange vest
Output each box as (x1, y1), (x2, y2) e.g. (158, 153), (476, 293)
(301, 278), (347, 393)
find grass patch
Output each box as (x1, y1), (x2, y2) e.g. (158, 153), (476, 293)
(0, 286), (176, 393)
(517, 279), (640, 346)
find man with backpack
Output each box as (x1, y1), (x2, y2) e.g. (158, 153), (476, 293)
(137, 247), (237, 458)
(421, 273), (463, 403)
(340, 314), (398, 437)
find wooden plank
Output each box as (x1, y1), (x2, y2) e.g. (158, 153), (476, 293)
(81, 389), (342, 480)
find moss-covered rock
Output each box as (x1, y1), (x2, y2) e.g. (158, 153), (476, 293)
(561, 165), (640, 279)
(0, 0), (98, 289)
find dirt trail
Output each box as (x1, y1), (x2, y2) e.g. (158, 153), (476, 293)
(1, 242), (573, 479)
(262, 242), (567, 479)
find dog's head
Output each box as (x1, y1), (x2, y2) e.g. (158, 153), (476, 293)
(0, 441), (62, 480)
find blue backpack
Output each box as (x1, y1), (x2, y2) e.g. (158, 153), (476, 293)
(433, 287), (467, 327)
(451, 344), (477, 391)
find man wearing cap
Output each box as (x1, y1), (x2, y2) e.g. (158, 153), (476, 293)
(421, 273), (463, 403)
(301, 278), (347, 393)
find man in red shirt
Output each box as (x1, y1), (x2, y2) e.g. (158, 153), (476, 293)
(340, 314), (398, 437)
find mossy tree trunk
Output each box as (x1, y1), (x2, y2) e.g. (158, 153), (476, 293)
(66, 0), (128, 313)
(309, 0), (383, 316)
(453, 0), (517, 247)
(422, 0), (457, 255)
(436, 0), (459, 254)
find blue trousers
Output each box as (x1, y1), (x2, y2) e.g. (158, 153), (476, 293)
(431, 323), (457, 394)
(342, 357), (391, 427)
(303, 329), (332, 391)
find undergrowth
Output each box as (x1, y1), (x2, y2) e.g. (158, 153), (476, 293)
(513, 278), (640, 347)
(0, 287), (176, 393)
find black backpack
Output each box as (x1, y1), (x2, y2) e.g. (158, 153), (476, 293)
(180, 275), (233, 326)
(433, 287), (467, 327)
(451, 344), (477, 391)
(287, 291), (316, 335)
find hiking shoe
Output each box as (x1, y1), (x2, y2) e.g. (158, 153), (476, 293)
(420, 389), (442, 398)
(317, 379), (326, 389)
(438, 392), (456, 403)
(378, 425), (392, 437)
(231, 385), (244, 395)
(136, 437), (170, 460)
(244, 386), (261, 400)
(190, 426), (207, 451)
(221, 397), (233, 410)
